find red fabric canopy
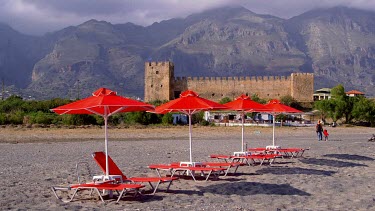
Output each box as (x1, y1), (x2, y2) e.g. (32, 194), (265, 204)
(52, 87), (154, 116)
(154, 90), (227, 115)
(223, 94), (266, 112)
(263, 99), (302, 114)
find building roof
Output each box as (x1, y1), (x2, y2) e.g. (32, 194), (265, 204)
(314, 88), (331, 94)
(346, 90), (365, 95)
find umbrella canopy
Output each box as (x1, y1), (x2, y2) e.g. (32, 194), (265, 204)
(223, 94), (266, 152)
(51, 87), (154, 177)
(154, 90), (228, 163)
(263, 99), (302, 147)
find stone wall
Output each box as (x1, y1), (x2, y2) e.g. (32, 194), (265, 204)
(144, 61), (314, 103)
(144, 61), (174, 102)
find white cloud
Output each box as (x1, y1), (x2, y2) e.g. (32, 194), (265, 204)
(0, 0), (375, 35)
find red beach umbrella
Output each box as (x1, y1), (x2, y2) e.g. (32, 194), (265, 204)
(51, 87), (154, 177)
(223, 94), (266, 152)
(263, 99), (302, 147)
(154, 90), (228, 163)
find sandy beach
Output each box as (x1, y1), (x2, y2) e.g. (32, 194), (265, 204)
(0, 125), (374, 210)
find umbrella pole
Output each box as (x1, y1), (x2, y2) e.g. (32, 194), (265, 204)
(241, 112), (245, 152)
(104, 116), (109, 177)
(272, 114), (276, 146)
(188, 113), (193, 163)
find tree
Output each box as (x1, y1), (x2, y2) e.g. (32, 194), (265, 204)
(219, 97), (231, 104)
(314, 100), (333, 123)
(280, 95), (303, 110)
(280, 95), (294, 106)
(251, 94), (267, 104)
(330, 84), (346, 98)
(330, 84), (353, 123)
(352, 97), (375, 127)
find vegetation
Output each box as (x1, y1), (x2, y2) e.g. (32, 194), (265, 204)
(219, 97), (231, 104)
(314, 84), (375, 127)
(0, 89), (373, 127)
(250, 94), (267, 104)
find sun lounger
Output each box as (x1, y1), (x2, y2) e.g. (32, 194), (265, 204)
(92, 152), (178, 194)
(247, 148), (268, 154)
(209, 154), (232, 162)
(248, 148), (307, 158)
(230, 154), (280, 166)
(148, 163), (226, 181)
(210, 153), (280, 166)
(202, 162), (242, 176)
(51, 181), (145, 203)
(275, 148), (306, 158)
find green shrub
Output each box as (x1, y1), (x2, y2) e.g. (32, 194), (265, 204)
(94, 115), (104, 125)
(61, 114), (97, 125)
(7, 109), (25, 124)
(199, 119), (210, 126)
(28, 111), (55, 124)
(161, 113), (173, 125)
(0, 113), (6, 124)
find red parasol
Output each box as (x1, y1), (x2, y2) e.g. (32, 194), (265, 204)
(52, 87), (154, 177)
(154, 90), (228, 163)
(223, 94), (266, 152)
(263, 99), (302, 147)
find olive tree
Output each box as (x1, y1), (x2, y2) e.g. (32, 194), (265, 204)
(352, 97), (375, 127)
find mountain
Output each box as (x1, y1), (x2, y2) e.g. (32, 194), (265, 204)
(0, 23), (46, 89)
(0, 6), (374, 99)
(285, 6), (375, 96)
(154, 7), (306, 77)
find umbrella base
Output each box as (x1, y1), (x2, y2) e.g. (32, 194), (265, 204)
(233, 151), (251, 156)
(179, 162), (203, 167)
(266, 145), (281, 150)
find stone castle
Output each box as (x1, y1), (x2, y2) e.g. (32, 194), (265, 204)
(144, 61), (314, 103)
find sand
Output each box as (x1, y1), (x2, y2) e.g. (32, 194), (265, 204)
(0, 125), (374, 210)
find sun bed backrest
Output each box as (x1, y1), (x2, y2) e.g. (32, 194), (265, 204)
(92, 151), (128, 180)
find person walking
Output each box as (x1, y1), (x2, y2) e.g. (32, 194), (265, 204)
(316, 120), (323, 141)
(323, 129), (329, 141)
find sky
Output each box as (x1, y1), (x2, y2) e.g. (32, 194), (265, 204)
(1, 0), (375, 36)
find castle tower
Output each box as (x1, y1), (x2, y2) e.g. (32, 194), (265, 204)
(290, 73), (314, 102)
(144, 61), (174, 102)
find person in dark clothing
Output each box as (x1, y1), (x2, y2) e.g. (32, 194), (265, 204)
(316, 120), (323, 141)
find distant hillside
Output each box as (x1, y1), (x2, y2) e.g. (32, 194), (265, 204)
(0, 6), (374, 99)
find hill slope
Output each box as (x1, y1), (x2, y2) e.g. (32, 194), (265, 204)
(0, 6), (374, 99)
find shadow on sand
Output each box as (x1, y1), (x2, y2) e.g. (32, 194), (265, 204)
(198, 181), (310, 196)
(255, 167), (336, 176)
(299, 158), (368, 167)
(323, 154), (374, 161)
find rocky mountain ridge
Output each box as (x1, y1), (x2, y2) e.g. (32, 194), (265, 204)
(0, 6), (374, 100)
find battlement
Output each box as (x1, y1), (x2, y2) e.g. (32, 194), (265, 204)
(173, 75), (291, 82)
(291, 73), (314, 76)
(146, 61), (174, 67)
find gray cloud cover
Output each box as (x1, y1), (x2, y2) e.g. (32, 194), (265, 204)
(1, 0), (375, 35)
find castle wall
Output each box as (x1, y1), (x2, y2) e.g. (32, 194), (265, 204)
(145, 61), (314, 103)
(173, 76), (292, 101)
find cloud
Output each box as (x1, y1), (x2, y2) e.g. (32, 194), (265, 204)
(1, 0), (375, 35)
